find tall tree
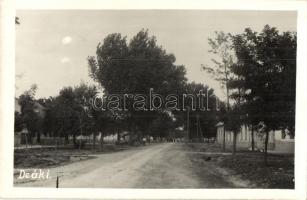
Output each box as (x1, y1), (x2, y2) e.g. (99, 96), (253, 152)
(18, 84), (41, 144)
(202, 31), (236, 151)
(230, 25), (296, 165)
(88, 29), (187, 140)
(182, 82), (218, 141)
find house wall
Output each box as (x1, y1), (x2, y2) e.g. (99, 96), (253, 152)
(216, 124), (276, 151)
(273, 130), (294, 153)
(274, 140), (294, 153)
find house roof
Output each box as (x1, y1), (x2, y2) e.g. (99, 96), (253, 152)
(15, 98), (46, 117)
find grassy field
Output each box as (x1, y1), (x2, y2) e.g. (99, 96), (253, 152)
(14, 144), (132, 169)
(187, 143), (294, 189)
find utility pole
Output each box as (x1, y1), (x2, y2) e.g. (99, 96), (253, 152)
(197, 114), (203, 142)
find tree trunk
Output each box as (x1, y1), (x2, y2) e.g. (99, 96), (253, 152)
(53, 132), (57, 151)
(223, 63), (229, 151)
(92, 132), (96, 150)
(232, 131), (237, 157)
(79, 117), (82, 150)
(73, 134), (76, 146)
(226, 87), (230, 111)
(99, 132), (104, 152)
(222, 127), (226, 152)
(25, 133), (28, 150)
(56, 137), (59, 150)
(36, 131), (41, 144)
(187, 107), (190, 142)
(117, 129), (120, 143)
(264, 130), (269, 166)
(251, 124), (255, 152)
(64, 134), (69, 145)
(29, 132), (33, 148)
(29, 132), (33, 146)
(130, 124), (137, 146)
(224, 64), (230, 111)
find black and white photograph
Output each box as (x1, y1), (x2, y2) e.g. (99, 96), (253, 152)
(1, 0), (307, 199)
(12, 9), (297, 189)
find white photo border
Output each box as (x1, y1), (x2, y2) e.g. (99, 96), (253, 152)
(0, 0), (306, 199)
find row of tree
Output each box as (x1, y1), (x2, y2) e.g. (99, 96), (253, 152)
(15, 25), (296, 162)
(204, 25), (296, 164)
(88, 30), (219, 141)
(15, 30), (220, 149)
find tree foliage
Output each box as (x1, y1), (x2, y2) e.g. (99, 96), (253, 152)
(229, 25), (296, 163)
(88, 29), (188, 137)
(231, 25), (296, 135)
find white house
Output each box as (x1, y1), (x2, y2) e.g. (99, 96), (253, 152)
(216, 122), (294, 154)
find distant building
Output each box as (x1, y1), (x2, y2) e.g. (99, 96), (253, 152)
(216, 122), (294, 154)
(15, 98), (46, 117)
(33, 101), (46, 118)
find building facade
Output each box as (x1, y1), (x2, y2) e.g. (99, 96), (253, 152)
(216, 122), (294, 153)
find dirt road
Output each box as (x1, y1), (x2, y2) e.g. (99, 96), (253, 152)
(14, 143), (244, 188)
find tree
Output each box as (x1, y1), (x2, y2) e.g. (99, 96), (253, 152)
(88, 29), (187, 140)
(14, 111), (23, 132)
(182, 82), (218, 142)
(73, 83), (98, 149)
(18, 84), (42, 144)
(202, 31), (236, 151)
(149, 112), (175, 139)
(91, 108), (118, 151)
(202, 31), (236, 111)
(50, 83), (99, 149)
(37, 97), (57, 138)
(230, 25), (296, 165)
(54, 87), (79, 145)
(40, 83), (103, 150)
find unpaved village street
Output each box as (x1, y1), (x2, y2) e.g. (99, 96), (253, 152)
(14, 143), (246, 188)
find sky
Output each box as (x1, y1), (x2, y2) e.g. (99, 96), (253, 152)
(15, 10), (297, 99)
